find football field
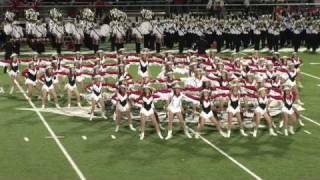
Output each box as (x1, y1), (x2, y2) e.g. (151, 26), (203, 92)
(0, 48), (320, 180)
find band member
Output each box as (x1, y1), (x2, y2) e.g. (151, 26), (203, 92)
(8, 53), (19, 95)
(226, 85), (248, 138)
(88, 75), (106, 120)
(195, 90), (227, 138)
(132, 23), (143, 54)
(281, 87), (297, 136)
(65, 67), (82, 108)
(23, 62), (38, 98)
(252, 88), (277, 137)
(165, 85), (192, 140)
(138, 87), (163, 140)
(41, 67), (60, 109)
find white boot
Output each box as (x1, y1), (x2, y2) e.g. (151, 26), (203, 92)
(240, 129), (248, 137)
(226, 129), (231, 138)
(184, 129), (192, 139)
(252, 129), (257, 138)
(77, 103), (82, 108)
(279, 120), (284, 128)
(298, 119), (305, 127)
(67, 104), (71, 108)
(0, 87), (4, 94)
(284, 129), (288, 136)
(102, 113), (107, 119)
(89, 113), (93, 121)
(56, 104), (61, 109)
(165, 130), (173, 140)
(272, 122), (277, 129)
(269, 128), (278, 136)
(9, 87), (14, 95)
(129, 124), (136, 131)
(158, 132), (164, 139)
(289, 126), (295, 135)
(115, 125), (119, 132)
(219, 130), (227, 138)
(140, 132), (144, 140)
(195, 132), (200, 139)
(42, 104), (45, 109)
(159, 124), (165, 130)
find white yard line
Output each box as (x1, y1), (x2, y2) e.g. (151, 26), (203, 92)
(301, 72), (320, 81)
(303, 130), (312, 135)
(301, 115), (320, 127)
(187, 127), (263, 180)
(297, 72), (320, 127)
(14, 80), (86, 180)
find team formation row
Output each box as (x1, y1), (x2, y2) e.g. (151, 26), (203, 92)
(2, 7), (320, 58)
(1, 49), (305, 140)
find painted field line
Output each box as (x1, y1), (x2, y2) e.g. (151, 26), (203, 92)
(301, 72), (320, 81)
(187, 127), (263, 180)
(301, 115), (320, 127)
(303, 130), (312, 135)
(14, 80), (86, 180)
(309, 63), (320, 65)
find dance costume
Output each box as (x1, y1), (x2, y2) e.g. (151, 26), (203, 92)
(91, 83), (103, 101)
(42, 75), (54, 92)
(66, 74), (77, 91)
(255, 96), (268, 114)
(282, 94), (295, 115)
(168, 93), (183, 113)
(9, 62), (19, 77)
(138, 60), (149, 78)
(226, 94), (241, 115)
(140, 96), (155, 116)
(115, 93), (130, 112)
(25, 68), (38, 86)
(200, 99), (214, 119)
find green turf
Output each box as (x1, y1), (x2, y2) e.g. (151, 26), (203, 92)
(0, 50), (320, 180)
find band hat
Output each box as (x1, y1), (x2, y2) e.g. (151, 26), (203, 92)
(267, 61), (273, 65)
(94, 74), (102, 79)
(143, 85), (155, 91)
(166, 61), (174, 65)
(190, 62), (198, 66)
(172, 83), (182, 89)
(258, 87), (266, 92)
(10, 53), (17, 58)
(202, 89), (210, 93)
(288, 61), (294, 66)
(118, 48), (126, 52)
(166, 71), (174, 76)
(283, 86), (291, 91)
(119, 85), (127, 89)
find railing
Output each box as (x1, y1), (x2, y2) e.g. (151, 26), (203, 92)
(0, 2), (319, 20)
